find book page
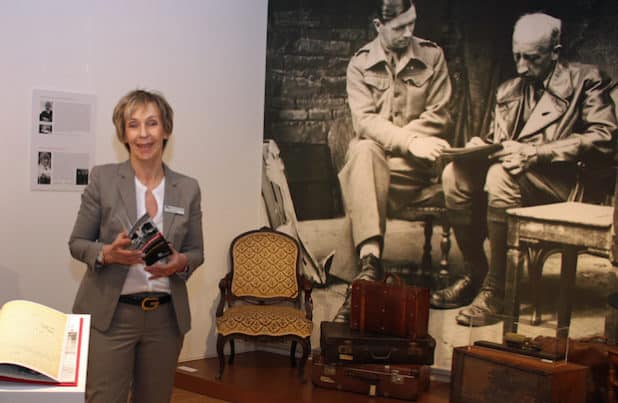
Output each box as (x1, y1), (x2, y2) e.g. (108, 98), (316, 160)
(0, 300), (68, 381)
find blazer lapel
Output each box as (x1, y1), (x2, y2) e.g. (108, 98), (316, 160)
(518, 92), (566, 139)
(117, 161), (137, 229)
(163, 164), (180, 239)
(518, 63), (572, 139)
(494, 80), (523, 141)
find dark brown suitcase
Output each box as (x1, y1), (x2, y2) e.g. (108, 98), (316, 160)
(450, 345), (588, 403)
(350, 274), (430, 338)
(311, 351), (430, 400)
(320, 321), (435, 365)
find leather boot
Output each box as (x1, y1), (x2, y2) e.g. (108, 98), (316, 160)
(456, 211), (507, 326)
(430, 222), (488, 309)
(333, 254), (383, 323)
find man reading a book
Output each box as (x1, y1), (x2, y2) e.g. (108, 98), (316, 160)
(430, 12), (617, 326)
(333, 0), (452, 322)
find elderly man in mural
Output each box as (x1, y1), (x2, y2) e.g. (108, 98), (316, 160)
(333, 0), (452, 323)
(430, 12), (617, 326)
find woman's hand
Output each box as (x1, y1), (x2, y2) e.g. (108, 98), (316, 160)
(101, 232), (143, 265)
(145, 244), (188, 279)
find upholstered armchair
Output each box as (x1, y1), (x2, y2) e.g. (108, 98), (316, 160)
(215, 227), (313, 380)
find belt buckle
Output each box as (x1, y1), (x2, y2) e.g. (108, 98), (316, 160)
(141, 297), (160, 311)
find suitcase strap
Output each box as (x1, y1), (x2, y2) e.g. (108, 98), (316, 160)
(344, 368), (380, 381)
(344, 367), (412, 385)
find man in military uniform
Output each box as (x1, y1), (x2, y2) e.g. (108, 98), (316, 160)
(334, 0), (452, 322)
(430, 12), (617, 326)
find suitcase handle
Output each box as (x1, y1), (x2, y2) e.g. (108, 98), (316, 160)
(368, 350), (393, 360)
(383, 273), (403, 286)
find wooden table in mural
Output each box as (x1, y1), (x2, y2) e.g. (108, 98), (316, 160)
(503, 202), (614, 338)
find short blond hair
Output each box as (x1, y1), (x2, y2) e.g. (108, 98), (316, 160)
(112, 89), (174, 151)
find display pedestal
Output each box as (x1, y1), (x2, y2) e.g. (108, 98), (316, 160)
(0, 314), (90, 403)
(450, 345), (587, 403)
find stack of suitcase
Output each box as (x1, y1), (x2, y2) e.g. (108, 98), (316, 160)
(311, 275), (435, 400)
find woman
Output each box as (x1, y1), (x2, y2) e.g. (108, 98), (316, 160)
(69, 89), (204, 403)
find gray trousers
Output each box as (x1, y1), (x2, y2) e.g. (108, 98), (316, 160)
(86, 301), (183, 403)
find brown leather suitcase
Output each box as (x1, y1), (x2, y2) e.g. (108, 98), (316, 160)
(451, 345), (588, 403)
(320, 321), (435, 365)
(350, 274), (430, 339)
(311, 351), (430, 400)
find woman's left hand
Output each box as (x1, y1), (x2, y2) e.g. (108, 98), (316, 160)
(144, 244), (188, 279)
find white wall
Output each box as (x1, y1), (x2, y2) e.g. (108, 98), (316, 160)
(0, 0), (268, 361)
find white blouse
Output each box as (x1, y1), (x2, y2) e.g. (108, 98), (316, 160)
(120, 177), (171, 295)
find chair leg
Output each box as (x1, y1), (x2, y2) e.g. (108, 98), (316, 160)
(228, 339), (235, 365)
(609, 363), (616, 403)
(422, 217), (433, 273)
(557, 247), (578, 339)
(297, 338), (310, 383)
(216, 335), (226, 380)
(290, 341), (297, 367)
(439, 221), (451, 282)
(527, 245), (546, 326)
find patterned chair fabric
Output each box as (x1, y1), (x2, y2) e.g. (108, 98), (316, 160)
(216, 305), (312, 337)
(215, 227), (313, 380)
(231, 231), (299, 299)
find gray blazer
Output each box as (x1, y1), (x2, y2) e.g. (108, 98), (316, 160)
(69, 160), (204, 334)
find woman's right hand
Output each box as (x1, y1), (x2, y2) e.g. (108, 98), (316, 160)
(101, 232), (144, 265)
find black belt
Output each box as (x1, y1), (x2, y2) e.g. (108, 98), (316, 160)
(119, 293), (171, 311)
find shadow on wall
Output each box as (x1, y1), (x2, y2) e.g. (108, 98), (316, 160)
(0, 265), (21, 305)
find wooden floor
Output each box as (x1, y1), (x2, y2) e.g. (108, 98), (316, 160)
(174, 351), (450, 403)
(172, 387), (229, 403)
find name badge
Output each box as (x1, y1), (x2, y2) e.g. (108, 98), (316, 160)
(164, 205), (185, 215)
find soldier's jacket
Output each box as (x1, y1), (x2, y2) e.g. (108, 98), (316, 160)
(487, 61), (617, 164)
(346, 36), (452, 157)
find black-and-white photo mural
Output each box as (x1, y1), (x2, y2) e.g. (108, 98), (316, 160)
(261, 0), (618, 374)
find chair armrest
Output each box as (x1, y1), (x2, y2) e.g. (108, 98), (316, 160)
(300, 275), (313, 321)
(216, 273), (232, 317)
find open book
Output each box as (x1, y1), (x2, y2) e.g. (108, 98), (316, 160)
(0, 300), (84, 386)
(128, 212), (173, 266)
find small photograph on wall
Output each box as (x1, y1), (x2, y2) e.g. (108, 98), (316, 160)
(262, 0), (618, 372)
(37, 151), (52, 185)
(39, 100), (53, 123)
(75, 168), (89, 186)
(38, 123), (52, 134)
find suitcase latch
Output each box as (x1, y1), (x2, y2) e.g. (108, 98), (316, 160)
(319, 376), (336, 384)
(390, 374), (404, 384)
(338, 343), (353, 355)
(323, 365), (336, 376)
